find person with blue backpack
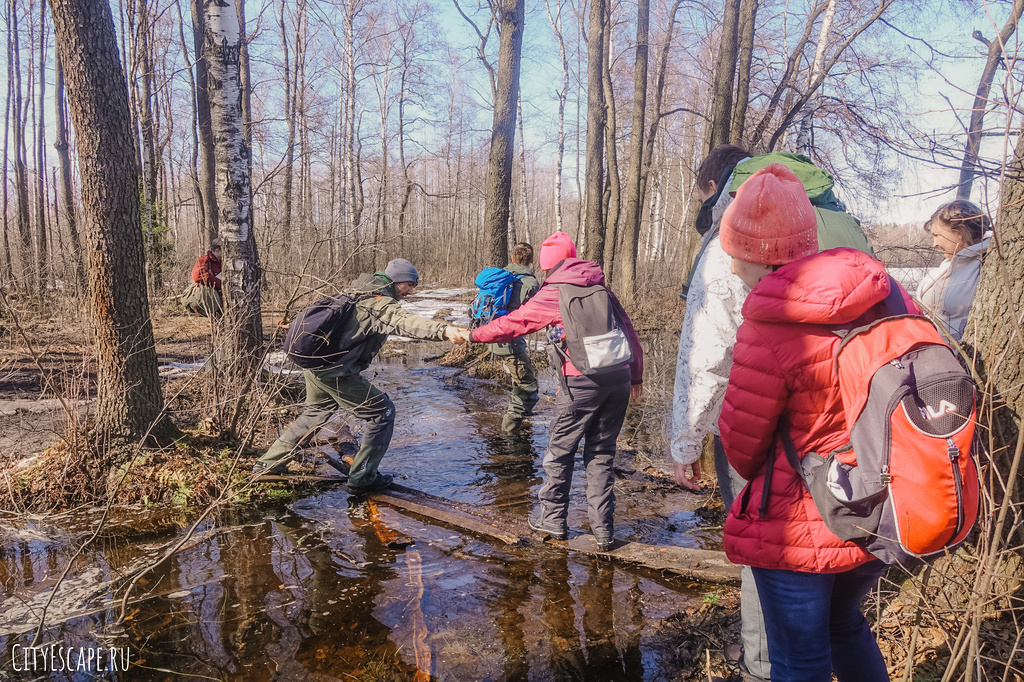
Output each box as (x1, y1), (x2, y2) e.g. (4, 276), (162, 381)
(252, 258), (468, 494)
(471, 242), (540, 432)
(457, 231), (644, 552)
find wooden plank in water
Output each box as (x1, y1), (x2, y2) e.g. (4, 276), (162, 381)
(567, 535), (740, 585)
(256, 474), (347, 484)
(367, 486), (526, 546)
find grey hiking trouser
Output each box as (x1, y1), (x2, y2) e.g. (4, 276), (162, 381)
(500, 340), (539, 421)
(536, 370), (631, 541)
(258, 369), (395, 489)
(714, 435), (771, 680)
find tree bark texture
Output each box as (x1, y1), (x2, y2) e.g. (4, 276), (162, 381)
(619, 0), (649, 304)
(482, 0), (524, 267)
(583, 0), (607, 262)
(47, 0), (168, 447)
(956, 0), (1024, 201)
(204, 0), (264, 370)
(795, 0), (837, 158)
(135, 0), (161, 292)
(707, 0), (741, 153)
(2, 2), (14, 286)
(968, 141), (1024, 463)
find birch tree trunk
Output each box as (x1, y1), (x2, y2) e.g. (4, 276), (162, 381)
(583, 0), (607, 262)
(48, 0), (171, 451)
(795, 0), (837, 157)
(544, 0), (568, 235)
(956, 0), (1024, 200)
(135, 0), (160, 292)
(619, 0), (649, 304)
(279, 0), (296, 242)
(482, 0), (524, 267)
(204, 0), (263, 372)
(54, 54), (85, 289)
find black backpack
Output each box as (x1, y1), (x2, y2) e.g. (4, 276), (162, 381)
(548, 283), (632, 376)
(283, 293), (358, 369)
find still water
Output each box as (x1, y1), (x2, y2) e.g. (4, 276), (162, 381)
(0, 334), (720, 681)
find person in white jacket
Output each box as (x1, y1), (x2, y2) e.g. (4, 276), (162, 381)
(916, 200), (992, 341)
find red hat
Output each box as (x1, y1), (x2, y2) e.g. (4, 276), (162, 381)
(539, 231), (577, 270)
(720, 163), (818, 265)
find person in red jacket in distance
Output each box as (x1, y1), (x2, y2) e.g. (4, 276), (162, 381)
(717, 164), (918, 682)
(455, 231), (643, 552)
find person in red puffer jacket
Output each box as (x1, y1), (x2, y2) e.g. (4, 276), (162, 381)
(717, 164), (917, 682)
(463, 231), (644, 551)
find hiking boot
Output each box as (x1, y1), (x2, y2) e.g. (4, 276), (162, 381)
(349, 473), (394, 496)
(528, 513), (568, 541)
(501, 414), (524, 433)
(595, 537), (615, 552)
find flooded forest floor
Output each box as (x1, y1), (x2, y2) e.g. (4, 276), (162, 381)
(0, 290), (1006, 680)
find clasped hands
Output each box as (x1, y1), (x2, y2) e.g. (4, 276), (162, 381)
(444, 327), (473, 345)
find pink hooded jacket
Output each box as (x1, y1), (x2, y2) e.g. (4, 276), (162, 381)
(470, 258), (644, 386)
(720, 248), (918, 573)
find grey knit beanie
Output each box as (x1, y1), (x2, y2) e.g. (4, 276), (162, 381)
(384, 258), (419, 285)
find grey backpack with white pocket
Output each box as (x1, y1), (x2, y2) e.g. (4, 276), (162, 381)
(548, 283), (632, 375)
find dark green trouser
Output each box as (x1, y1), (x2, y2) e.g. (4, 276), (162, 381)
(258, 369), (395, 488)
(498, 340), (539, 420)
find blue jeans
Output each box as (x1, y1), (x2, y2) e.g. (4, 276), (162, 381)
(750, 560), (888, 682)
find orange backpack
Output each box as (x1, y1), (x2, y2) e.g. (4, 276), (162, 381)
(783, 287), (980, 565)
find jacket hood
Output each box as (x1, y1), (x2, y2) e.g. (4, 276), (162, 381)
(543, 257), (606, 287)
(351, 272), (396, 297)
(505, 262), (535, 276)
(952, 231), (992, 263)
(741, 248), (890, 325)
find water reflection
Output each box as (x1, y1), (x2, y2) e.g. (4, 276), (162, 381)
(1, 341), (711, 680)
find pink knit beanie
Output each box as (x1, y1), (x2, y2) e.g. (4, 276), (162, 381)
(539, 231), (578, 270)
(720, 163), (818, 265)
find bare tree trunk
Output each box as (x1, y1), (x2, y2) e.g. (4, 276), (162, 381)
(279, 0), (296, 243)
(795, 0), (837, 158)
(343, 0), (362, 237)
(602, 3), (620, 282)
(191, 0), (218, 243)
(707, 0), (741, 152)
(176, 1), (203, 246)
(12, 1), (33, 287)
(397, 32), (414, 244)
(639, 0), (682, 210)
(135, 0), (160, 292)
(482, 0), (524, 267)
(204, 0), (263, 374)
(730, 0), (758, 144)
(619, 0), (649, 304)
(545, 0), (569, 235)
(957, 0), (1024, 200)
(583, 0), (606, 262)
(48, 0), (171, 449)
(517, 94), (530, 248)
(2, 2), (14, 286)
(34, 0), (49, 290)
(54, 54), (85, 289)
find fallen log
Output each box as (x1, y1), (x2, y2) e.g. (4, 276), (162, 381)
(259, 445), (741, 584)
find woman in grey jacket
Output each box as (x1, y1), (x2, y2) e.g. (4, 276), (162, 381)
(916, 200), (992, 341)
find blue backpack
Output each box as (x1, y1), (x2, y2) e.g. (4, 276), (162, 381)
(471, 267), (524, 324)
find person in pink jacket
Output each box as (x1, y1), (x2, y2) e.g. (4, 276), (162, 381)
(717, 165), (917, 681)
(463, 232), (644, 551)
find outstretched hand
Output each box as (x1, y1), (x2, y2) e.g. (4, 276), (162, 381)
(673, 460), (703, 491)
(445, 327), (472, 345)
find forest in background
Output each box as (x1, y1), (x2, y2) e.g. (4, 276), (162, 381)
(2, 0), (1009, 308)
